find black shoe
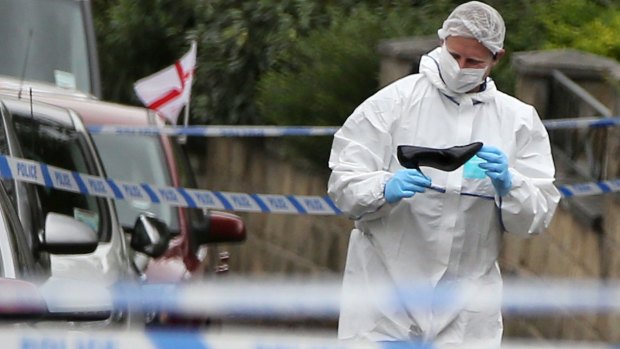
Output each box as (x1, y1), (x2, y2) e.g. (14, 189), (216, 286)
(397, 142), (483, 172)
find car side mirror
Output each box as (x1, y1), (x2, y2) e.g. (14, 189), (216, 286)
(41, 213), (98, 254)
(130, 214), (170, 258)
(194, 210), (246, 245)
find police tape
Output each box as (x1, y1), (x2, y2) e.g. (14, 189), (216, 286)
(87, 124), (341, 137)
(4, 278), (620, 349)
(0, 155), (617, 215)
(4, 328), (614, 349)
(86, 116), (620, 137)
(0, 328), (382, 349)
(558, 180), (620, 198)
(9, 276), (614, 321)
(0, 154), (340, 215)
(543, 116), (620, 130)
(116, 277), (620, 317)
(7, 277), (620, 322)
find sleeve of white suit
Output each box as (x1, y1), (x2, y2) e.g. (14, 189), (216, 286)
(327, 99), (395, 221)
(500, 108), (561, 236)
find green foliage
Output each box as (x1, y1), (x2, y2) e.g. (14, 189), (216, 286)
(188, 0), (458, 125)
(93, 0), (195, 105)
(190, 1), (333, 125)
(92, 0), (620, 170)
(256, 4), (445, 167)
(480, 0), (549, 95)
(537, 0), (620, 59)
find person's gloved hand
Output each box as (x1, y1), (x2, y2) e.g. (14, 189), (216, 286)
(384, 169), (431, 204)
(476, 145), (512, 197)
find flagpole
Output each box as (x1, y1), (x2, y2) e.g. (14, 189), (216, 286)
(179, 40), (196, 144)
(183, 96), (190, 128)
(178, 92), (190, 144)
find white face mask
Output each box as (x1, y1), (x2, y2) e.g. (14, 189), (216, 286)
(438, 45), (488, 94)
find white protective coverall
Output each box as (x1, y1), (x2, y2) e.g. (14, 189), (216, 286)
(328, 47), (560, 346)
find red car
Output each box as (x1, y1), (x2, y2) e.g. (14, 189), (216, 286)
(57, 96), (243, 277)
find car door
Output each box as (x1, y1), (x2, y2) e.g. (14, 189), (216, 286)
(0, 180), (41, 279)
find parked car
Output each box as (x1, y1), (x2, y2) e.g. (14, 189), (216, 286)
(0, 0), (101, 98)
(0, 95), (170, 327)
(0, 79), (246, 324)
(0, 169), (112, 323)
(0, 0), (235, 326)
(28, 91), (246, 275)
(0, 175), (98, 282)
(0, 95), (132, 283)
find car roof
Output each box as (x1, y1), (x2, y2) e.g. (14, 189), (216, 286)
(0, 94), (76, 128)
(0, 75), (92, 100)
(35, 94), (160, 127)
(0, 75), (162, 127)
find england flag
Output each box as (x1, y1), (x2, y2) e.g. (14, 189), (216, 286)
(133, 41), (197, 124)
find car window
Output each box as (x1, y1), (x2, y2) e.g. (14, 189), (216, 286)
(0, 182), (36, 278)
(92, 134), (179, 232)
(12, 116), (110, 242)
(172, 139), (209, 231)
(0, 104), (48, 259)
(0, 0), (91, 94)
(0, 105), (15, 200)
(0, 210), (11, 277)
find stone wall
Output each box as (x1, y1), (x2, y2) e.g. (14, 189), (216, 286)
(506, 49), (620, 341)
(501, 199), (620, 341)
(189, 137), (352, 276)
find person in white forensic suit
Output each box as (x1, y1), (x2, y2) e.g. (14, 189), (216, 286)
(327, 1), (560, 347)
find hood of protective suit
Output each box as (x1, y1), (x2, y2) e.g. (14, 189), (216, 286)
(419, 47), (496, 104)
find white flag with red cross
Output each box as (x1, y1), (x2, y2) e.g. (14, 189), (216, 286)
(133, 41), (197, 125)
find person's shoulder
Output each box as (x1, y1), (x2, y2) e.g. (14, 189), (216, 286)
(493, 90), (544, 131)
(371, 73), (429, 101)
(494, 90), (535, 111)
(493, 90), (539, 121)
(386, 73), (427, 90)
(346, 74), (428, 124)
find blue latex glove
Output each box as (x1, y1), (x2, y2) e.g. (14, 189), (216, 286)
(384, 169), (431, 204)
(476, 145), (512, 197)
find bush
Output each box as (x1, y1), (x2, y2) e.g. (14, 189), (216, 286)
(255, 3), (470, 168)
(255, 0), (616, 169)
(190, 1), (332, 125)
(93, 0), (195, 105)
(93, 0), (620, 135)
(536, 0), (620, 59)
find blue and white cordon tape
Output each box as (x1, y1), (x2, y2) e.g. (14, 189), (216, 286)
(6, 328), (616, 349)
(0, 154), (617, 215)
(6, 277), (620, 348)
(88, 124), (341, 137)
(0, 155), (340, 216)
(542, 116), (620, 130)
(87, 116), (620, 137)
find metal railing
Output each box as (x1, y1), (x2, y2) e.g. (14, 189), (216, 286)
(549, 69), (612, 182)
